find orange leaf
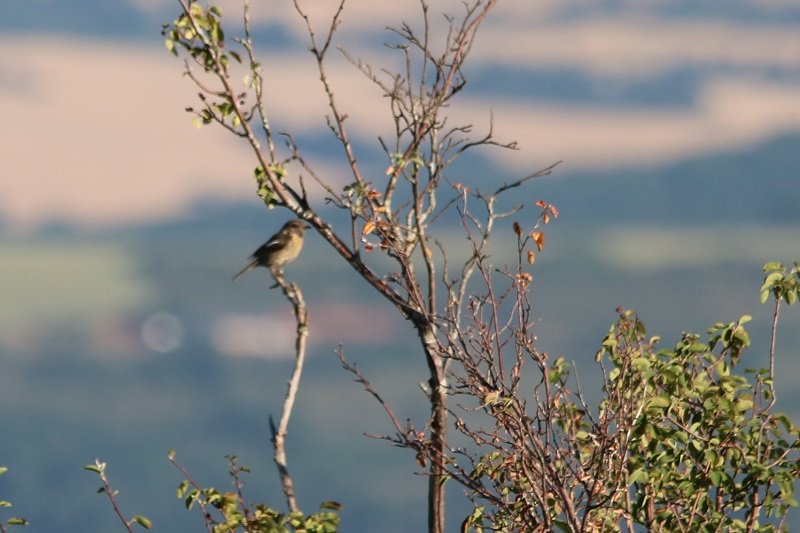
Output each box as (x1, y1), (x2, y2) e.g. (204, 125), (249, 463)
(363, 221), (376, 235)
(536, 200), (559, 224)
(531, 231), (544, 251)
(527, 250), (536, 265)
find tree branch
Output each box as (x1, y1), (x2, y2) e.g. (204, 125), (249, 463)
(268, 272), (309, 513)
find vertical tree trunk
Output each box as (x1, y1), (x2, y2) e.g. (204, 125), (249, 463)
(419, 323), (446, 533)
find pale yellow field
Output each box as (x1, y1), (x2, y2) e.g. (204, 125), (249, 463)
(0, 240), (154, 330)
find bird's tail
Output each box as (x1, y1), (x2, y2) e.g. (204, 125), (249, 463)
(231, 260), (257, 282)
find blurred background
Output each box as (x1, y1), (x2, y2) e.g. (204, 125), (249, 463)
(1, 0), (799, 530)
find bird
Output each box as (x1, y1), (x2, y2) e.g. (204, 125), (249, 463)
(232, 219), (310, 281)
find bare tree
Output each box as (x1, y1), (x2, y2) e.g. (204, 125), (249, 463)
(162, 1), (800, 531)
(164, 1), (537, 530)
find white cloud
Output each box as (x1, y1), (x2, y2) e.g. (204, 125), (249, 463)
(2, 4), (800, 230)
(473, 17), (800, 76)
(461, 76), (800, 171)
(0, 36), (257, 230)
(148, 1), (800, 77)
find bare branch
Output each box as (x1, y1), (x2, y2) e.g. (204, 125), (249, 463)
(294, 0), (368, 191)
(493, 160), (562, 196)
(267, 272), (309, 513)
(767, 296), (780, 407)
(92, 460), (136, 533)
(335, 347), (406, 438)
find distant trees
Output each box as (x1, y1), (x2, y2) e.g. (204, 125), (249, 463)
(151, 0), (800, 532)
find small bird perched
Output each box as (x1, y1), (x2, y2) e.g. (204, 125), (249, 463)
(232, 219), (310, 281)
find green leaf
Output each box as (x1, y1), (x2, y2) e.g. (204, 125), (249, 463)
(176, 479), (188, 499)
(736, 398), (753, 412)
(687, 342), (708, 353)
(268, 163), (287, 178)
(185, 489), (200, 510)
(775, 413), (794, 432)
(733, 327), (750, 347)
(482, 390), (500, 407)
(0, 467), (7, 475)
(628, 467), (648, 484)
(763, 271), (784, 285)
(132, 515), (153, 529)
(553, 519), (572, 532)
(211, 24), (224, 45)
(84, 464), (102, 474)
(320, 501), (343, 511)
(788, 290), (798, 305)
(648, 396), (670, 409)
(7, 518), (29, 526)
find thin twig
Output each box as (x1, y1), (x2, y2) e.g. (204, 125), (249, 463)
(168, 452), (215, 533)
(335, 346), (406, 436)
(493, 160), (562, 196)
(767, 296), (780, 407)
(94, 462), (135, 533)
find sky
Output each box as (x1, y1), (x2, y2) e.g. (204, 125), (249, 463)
(1, 4), (799, 530)
(1, 0), (799, 230)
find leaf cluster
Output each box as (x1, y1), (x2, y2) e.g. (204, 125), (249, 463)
(445, 264), (800, 532)
(760, 262), (800, 306)
(171, 454), (340, 533)
(602, 310), (799, 531)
